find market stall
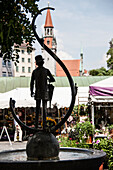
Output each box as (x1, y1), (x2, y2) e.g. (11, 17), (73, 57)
(0, 86), (89, 109)
(89, 76), (113, 128)
(0, 87), (73, 140)
(0, 86), (89, 140)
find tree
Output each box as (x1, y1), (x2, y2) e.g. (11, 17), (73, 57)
(89, 69), (99, 76)
(89, 67), (107, 76)
(89, 39), (113, 76)
(89, 67), (113, 76)
(0, 0), (39, 63)
(106, 39), (113, 69)
(106, 69), (113, 76)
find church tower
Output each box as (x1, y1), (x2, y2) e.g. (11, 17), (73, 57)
(80, 48), (84, 76)
(42, 4), (57, 76)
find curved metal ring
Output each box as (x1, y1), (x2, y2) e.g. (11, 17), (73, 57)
(10, 98), (40, 133)
(10, 7), (77, 133)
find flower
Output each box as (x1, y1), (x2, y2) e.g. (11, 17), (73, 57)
(80, 121), (85, 123)
(96, 140), (100, 144)
(69, 138), (72, 140)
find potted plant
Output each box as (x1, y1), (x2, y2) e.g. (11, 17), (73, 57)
(108, 124), (113, 133)
(76, 121), (94, 143)
(108, 124), (113, 139)
(93, 138), (113, 169)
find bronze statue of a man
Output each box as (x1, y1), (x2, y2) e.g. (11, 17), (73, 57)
(30, 55), (55, 129)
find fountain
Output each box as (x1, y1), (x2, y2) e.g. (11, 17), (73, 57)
(0, 147), (106, 170)
(0, 5), (106, 170)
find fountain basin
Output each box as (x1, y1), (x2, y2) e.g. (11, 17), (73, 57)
(0, 147), (106, 170)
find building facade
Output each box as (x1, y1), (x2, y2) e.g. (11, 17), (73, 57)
(14, 43), (35, 77)
(0, 58), (14, 77)
(0, 43), (35, 77)
(42, 7), (57, 76)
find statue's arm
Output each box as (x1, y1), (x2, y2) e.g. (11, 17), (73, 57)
(48, 70), (55, 83)
(30, 71), (35, 97)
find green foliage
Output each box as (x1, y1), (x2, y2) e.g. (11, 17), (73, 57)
(89, 39), (113, 75)
(73, 104), (87, 116)
(76, 121), (94, 142)
(58, 135), (113, 169)
(89, 69), (100, 76)
(93, 138), (113, 169)
(89, 67), (107, 76)
(89, 67), (113, 76)
(0, 0), (39, 62)
(58, 136), (90, 148)
(106, 69), (113, 76)
(106, 38), (113, 70)
(108, 124), (113, 131)
(106, 47), (113, 70)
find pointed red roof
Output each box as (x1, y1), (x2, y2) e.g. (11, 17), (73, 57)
(44, 9), (54, 28)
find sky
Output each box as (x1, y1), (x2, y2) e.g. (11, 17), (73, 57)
(33, 0), (113, 71)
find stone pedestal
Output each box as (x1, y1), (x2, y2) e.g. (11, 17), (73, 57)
(26, 131), (59, 160)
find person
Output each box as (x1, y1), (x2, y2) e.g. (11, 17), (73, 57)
(14, 112), (22, 142)
(30, 55), (55, 129)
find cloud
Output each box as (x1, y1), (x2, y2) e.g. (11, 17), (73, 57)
(54, 29), (64, 50)
(41, 24), (44, 34)
(54, 28), (74, 60)
(57, 51), (73, 60)
(99, 54), (107, 69)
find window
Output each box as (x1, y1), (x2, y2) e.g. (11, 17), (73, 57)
(2, 72), (6, 77)
(47, 40), (50, 45)
(8, 72), (12, 77)
(22, 58), (25, 62)
(52, 40), (55, 46)
(28, 58), (31, 63)
(50, 28), (52, 35)
(22, 67), (25, 73)
(2, 60), (6, 67)
(16, 66), (19, 72)
(21, 50), (25, 54)
(28, 67), (31, 73)
(47, 28), (49, 35)
(28, 51), (30, 54)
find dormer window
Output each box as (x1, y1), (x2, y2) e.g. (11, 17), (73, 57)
(47, 39), (50, 45)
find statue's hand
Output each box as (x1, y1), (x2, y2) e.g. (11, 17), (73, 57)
(31, 92), (35, 97)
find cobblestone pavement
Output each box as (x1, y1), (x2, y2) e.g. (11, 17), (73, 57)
(0, 141), (27, 152)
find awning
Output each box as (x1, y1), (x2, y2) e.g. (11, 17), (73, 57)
(0, 87), (89, 109)
(89, 76), (113, 102)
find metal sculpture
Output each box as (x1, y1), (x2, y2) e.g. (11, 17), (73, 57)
(10, 6), (77, 133)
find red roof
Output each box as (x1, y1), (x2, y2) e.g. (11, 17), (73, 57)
(56, 60), (80, 77)
(44, 9), (54, 28)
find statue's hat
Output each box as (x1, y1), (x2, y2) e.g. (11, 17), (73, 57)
(35, 55), (44, 63)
